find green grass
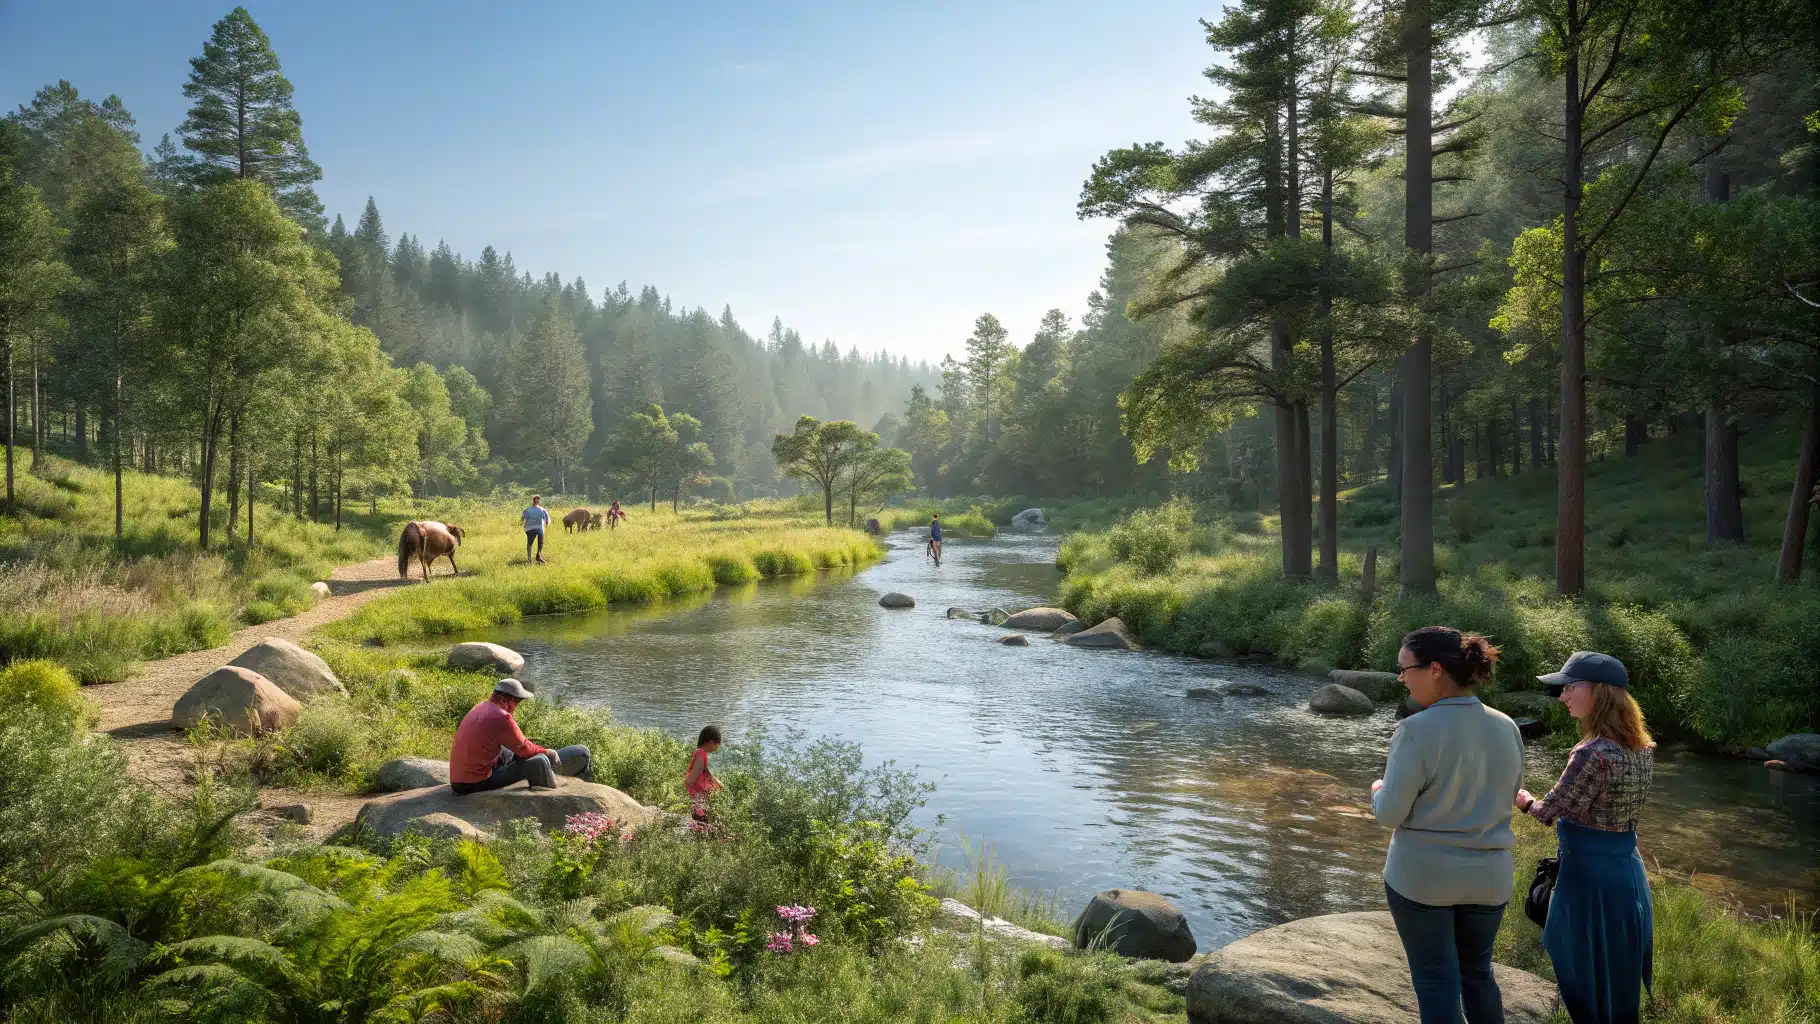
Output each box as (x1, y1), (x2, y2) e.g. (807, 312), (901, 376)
(1057, 426), (1820, 747)
(0, 451), (391, 681)
(321, 500), (881, 645)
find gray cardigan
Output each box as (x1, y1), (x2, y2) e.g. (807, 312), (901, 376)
(1371, 695), (1525, 907)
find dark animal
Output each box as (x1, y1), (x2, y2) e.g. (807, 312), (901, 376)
(588, 512), (604, 530)
(398, 521), (465, 582)
(562, 508), (592, 534)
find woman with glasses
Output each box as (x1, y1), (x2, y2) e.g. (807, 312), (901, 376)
(1517, 652), (1654, 1024)
(1371, 626), (1525, 1024)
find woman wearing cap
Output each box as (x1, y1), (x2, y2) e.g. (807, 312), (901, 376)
(1371, 626), (1524, 1024)
(1517, 652), (1654, 1024)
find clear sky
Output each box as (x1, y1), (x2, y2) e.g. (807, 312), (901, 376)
(0, 1), (1212, 364)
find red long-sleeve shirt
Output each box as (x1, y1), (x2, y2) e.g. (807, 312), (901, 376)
(449, 700), (548, 784)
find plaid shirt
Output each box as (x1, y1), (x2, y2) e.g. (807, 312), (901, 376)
(1526, 736), (1653, 832)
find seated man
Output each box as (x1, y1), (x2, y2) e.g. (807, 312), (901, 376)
(449, 678), (592, 794)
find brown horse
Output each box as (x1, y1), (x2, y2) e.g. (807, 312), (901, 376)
(562, 508), (592, 534)
(398, 521), (465, 582)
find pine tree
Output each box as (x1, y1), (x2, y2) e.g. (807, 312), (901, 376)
(177, 6), (324, 230)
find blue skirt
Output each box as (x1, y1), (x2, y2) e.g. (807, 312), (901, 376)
(1542, 820), (1653, 1024)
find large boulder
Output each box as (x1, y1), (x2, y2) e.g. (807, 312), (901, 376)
(1185, 911), (1559, 1024)
(946, 607), (974, 619)
(310, 581), (332, 600)
(172, 666), (302, 737)
(229, 638), (346, 701)
(1309, 683), (1374, 716)
(939, 899), (1071, 951)
(1010, 508), (1048, 530)
(1766, 733), (1820, 767)
(447, 642), (525, 674)
(1063, 617), (1138, 651)
(1051, 620), (1088, 638)
(1327, 670), (1401, 702)
(1496, 690), (1558, 719)
(1001, 607), (1078, 632)
(400, 812), (494, 841)
(1072, 889), (1197, 962)
(878, 592), (916, 609)
(374, 756), (451, 792)
(354, 780), (658, 839)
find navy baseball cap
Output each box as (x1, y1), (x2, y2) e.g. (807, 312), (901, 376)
(1537, 651), (1629, 693)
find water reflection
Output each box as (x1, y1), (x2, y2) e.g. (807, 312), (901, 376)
(485, 534), (1820, 949)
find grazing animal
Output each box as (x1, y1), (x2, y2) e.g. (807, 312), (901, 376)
(563, 508), (592, 534)
(588, 512), (604, 530)
(397, 521), (465, 582)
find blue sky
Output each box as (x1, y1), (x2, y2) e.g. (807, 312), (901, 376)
(1, 1), (1212, 364)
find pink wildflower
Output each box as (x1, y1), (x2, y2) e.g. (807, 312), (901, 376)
(766, 931), (794, 954)
(563, 812), (620, 845)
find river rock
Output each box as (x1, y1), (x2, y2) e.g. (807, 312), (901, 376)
(447, 642), (525, 674)
(878, 592), (916, 609)
(979, 607), (1011, 625)
(1051, 620), (1088, 637)
(1063, 617), (1137, 650)
(946, 607), (974, 619)
(1766, 733), (1820, 767)
(1072, 889), (1196, 962)
(1001, 607), (1078, 632)
(999, 634), (1030, 646)
(172, 666), (303, 737)
(374, 756), (451, 792)
(1309, 683), (1374, 716)
(1195, 640), (1235, 659)
(354, 780), (657, 839)
(938, 898), (1071, 951)
(310, 581), (332, 600)
(229, 638), (347, 701)
(1497, 690), (1557, 719)
(400, 812), (495, 841)
(1011, 508), (1048, 530)
(1327, 670), (1401, 702)
(1185, 687), (1225, 701)
(1185, 911), (1559, 1024)
(1218, 682), (1271, 697)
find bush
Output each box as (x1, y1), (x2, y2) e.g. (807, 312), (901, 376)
(1105, 499), (1197, 576)
(0, 659), (94, 732)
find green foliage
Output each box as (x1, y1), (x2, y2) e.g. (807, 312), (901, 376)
(0, 659), (92, 732)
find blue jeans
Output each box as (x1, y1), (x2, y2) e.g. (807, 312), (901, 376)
(1386, 884), (1507, 1024)
(451, 744), (591, 794)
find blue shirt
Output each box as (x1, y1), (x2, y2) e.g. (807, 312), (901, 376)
(929, 520), (942, 540)
(522, 505), (551, 532)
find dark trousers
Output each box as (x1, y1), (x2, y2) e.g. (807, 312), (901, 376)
(451, 744), (591, 795)
(1386, 883), (1507, 1024)
(525, 529), (545, 560)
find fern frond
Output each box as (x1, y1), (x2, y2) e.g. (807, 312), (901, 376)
(496, 934), (594, 997)
(159, 934), (289, 976)
(371, 979), (497, 1024)
(0, 912), (150, 987)
(391, 929), (487, 964)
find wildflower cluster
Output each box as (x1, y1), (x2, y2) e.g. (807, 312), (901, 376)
(766, 904), (819, 954)
(564, 811), (627, 845)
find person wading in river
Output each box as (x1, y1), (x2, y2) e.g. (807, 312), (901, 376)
(1372, 626), (1524, 1024)
(1518, 652), (1655, 1024)
(926, 513), (943, 565)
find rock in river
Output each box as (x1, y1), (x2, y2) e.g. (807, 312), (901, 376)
(172, 666), (302, 737)
(1767, 733), (1820, 767)
(946, 606), (974, 619)
(447, 642), (525, 674)
(1051, 620), (1088, 637)
(229, 638), (346, 701)
(1218, 682), (1270, 697)
(374, 756), (450, 792)
(1326, 669), (1401, 702)
(1185, 911), (1559, 1024)
(979, 607), (1011, 625)
(1309, 683), (1374, 716)
(355, 780), (658, 839)
(1062, 617), (1137, 650)
(999, 634), (1030, 646)
(1001, 606), (1078, 632)
(1072, 888), (1197, 962)
(878, 592), (916, 609)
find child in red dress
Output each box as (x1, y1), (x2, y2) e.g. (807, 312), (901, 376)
(685, 725), (723, 823)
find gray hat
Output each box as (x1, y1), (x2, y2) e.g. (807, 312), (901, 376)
(1537, 651), (1629, 693)
(493, 678), (534, 700)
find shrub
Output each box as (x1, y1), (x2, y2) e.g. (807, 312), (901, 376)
(0, 659), (94, 732)
(1105, 499), (1196, 576)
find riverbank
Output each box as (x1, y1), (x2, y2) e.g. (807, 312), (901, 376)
(1054, 429), (1820, 751)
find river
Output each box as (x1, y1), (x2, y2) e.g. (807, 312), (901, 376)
(494, 532), (1820, 950)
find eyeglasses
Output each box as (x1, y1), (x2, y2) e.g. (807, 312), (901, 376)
(1396, 663), (1421, 676)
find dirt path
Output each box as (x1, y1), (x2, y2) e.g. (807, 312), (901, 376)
(91, 554), (420, 841)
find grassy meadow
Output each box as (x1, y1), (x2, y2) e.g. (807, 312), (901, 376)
(1057, 426), (1820, 748)
(0, 452), (390, 682)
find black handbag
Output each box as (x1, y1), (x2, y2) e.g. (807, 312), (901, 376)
(1524, 856), (1559, 927)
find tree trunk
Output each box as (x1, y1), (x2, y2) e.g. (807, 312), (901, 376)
(1556, 18), (1588, 596)
(4, 355), (12, 511)
(113, 374), (124, 538)
(1705, 404), (1744, 543)
(1623, 415), (1645, 456)
(1779, 373), (1820, 583)
(199, 408), (221, 551)
(308, 427), (319, 522)
(1388, 379), (1403, 504)
(823, 480), (834, 526)
(1511, 403), (1523, 473)
(1529, 398), (1544, 468)
(1294, 400), (1314, 578)
(75, 406), (87, 463)
(30, 338), (41, 474)
(226, 413), (242, 535)
(1362, 545), (1378, 604)
(1399, 0), (1436, 595)
(1318, 167), (1339, 585)
(293, 429), (304, 520)
(333, 442), (343, 532)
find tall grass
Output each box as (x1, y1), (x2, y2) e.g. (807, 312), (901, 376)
(1057, 429), (1820, 746)
(323, 501), (880, 644)
(0, 452), (390, 681)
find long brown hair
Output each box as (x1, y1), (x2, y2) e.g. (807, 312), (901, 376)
(1580, 682), (1653, 751)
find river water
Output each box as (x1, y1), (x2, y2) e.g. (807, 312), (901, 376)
(495, 533), (1820, 950)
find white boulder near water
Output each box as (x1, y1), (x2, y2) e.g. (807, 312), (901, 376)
(1010, 508), (1047, 530)
(1326, 669), (1401, 702)
(229, 638), (347, 700)
(1062, 616), (1137, 650)
(1309, 683), (1375, 716)
(172, 665), (303, 737)
(1185, 911), (1559, 1023)
(373, 756), (451, 792)
(446, 642), (525, 674)
(1000, 606), (1078, 632)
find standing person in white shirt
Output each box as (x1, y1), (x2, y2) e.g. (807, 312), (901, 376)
(522, 495), (552, 564)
